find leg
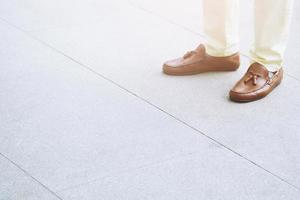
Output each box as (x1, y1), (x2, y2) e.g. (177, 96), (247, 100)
(250, 0), (294, 71)
(230, 0), (294, 102)
(162, 0), (241, 75)
(203, 0), (240, 57)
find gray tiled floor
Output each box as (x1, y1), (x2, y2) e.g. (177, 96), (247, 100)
(0, 0), (299, 199)
(0, 156), (59, 200)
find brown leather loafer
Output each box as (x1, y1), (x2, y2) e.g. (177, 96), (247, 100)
(163, 44), (240, 75)
(229, 63), (283, 102)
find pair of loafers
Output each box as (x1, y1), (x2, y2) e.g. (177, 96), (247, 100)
(163, 44), (283, 102)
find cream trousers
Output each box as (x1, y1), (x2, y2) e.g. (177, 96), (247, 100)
(203, 0), (294, 71)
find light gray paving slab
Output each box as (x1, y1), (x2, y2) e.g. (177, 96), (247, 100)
(0, 156), (59, 200)
(58, 150), (300, 200)
(128, 0), (204, 35)
(0, 0), (121, 31)
(0, 0), (300, 198)
(2, 17), (298, 199)
(0, 21), (209, 191)
(14, 0), (300, 188)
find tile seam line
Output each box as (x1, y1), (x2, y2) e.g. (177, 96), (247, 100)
(0, 152), (64, 200)
(1, 17), (300, 192)
(127, 0), (300, 83)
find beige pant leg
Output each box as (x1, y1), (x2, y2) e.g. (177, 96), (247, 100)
(203, 0), (240, 57)
(250, 0), (294, 71)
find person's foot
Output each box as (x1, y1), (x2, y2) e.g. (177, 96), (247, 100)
(229, 63), (283, 102)
(162, 44), (240, 75)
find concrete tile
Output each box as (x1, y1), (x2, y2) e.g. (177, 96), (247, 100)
(0, 156), (59, 200)
(128, 0), (254, 44)
(128, 0), (204, 35)
(21, 1), (300, 188)
(4, 15), (297, 199)
(1, 0), (299, 198)
(58, 150), (300, 200)
(0, 0), (121, 31)
(0, 20), (210, 192)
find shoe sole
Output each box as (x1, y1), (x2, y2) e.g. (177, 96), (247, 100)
(163, 65), (239, 76)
